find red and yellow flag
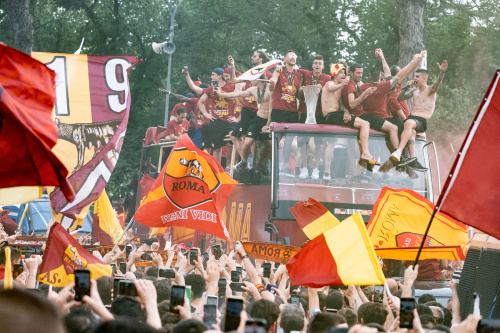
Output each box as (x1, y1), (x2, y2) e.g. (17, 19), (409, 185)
(290, 197), (340, 239)
(38, 223), (111, 287)
(367, 187), (469, 260)
(287, 213), (385, 287)
(134, 135), (236, 247)
(92, 189), (124, 245)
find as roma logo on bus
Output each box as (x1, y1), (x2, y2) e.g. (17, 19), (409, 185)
(395, 232), (444, 248)
(163, 148), (221, 209)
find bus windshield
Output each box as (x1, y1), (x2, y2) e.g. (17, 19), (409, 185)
(271, 125), (433, 222)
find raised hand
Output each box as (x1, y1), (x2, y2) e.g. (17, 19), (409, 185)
(438, 60), (448, 72)
(228, 54), (235, 67)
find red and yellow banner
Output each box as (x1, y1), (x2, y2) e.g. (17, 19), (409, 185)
(290, 197), (340, 240)
(367, 187), (469, 260)
(30, 52), (140, 219)
(134, 135), (236, 247)
(92, 189), (124, 245)
(287, 213), (385, 287)
(38, 223), (111, 287)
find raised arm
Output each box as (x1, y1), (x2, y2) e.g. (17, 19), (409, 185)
(269, 67), (281, 91)
(160, 89), (190, 102)
(397, 83), (418, 101)
(228, 55), (245, 84)
(376, 48), (391, 78)
(392, 51), (426, 86)
(215, 86), (254, 99)
(429, 60), (448, 94)
(348, 87), (376, 109)
(324, 79), (349, 93)
(182, 69), (203, 96)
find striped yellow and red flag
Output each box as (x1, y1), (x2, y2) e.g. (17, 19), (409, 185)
(290, 198), (340, 240)
(367, 187), (469, 260)
(287, 213), (385, 287)
(92, 189), (124, 245)
(37, 223), (111, 287)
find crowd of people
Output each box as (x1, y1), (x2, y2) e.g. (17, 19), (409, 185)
(161, 49), (448, 180)
(0, 227), (480, 333)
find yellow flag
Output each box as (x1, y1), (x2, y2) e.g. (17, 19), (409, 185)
(93, 189), (124, 245)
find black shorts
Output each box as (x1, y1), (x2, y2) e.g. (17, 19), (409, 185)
(235, 107), (257, 138)
(246, 115), (268, 140)
(406, 115), (427, 132)
(271, 109), (299, 123)
(324, 111), (356, 128)
(385, 117), (405, 138)
(299, 112), (306, 124)
(209, 119), (233, 149)
(360, 113), (385, 132)
(316, 114), (325, 125)
(201, 125), (211, 149)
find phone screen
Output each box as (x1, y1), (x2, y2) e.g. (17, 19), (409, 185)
(262, 263), (271, 278)
(119, 262), (127, 274)
(113, 278), (123, 292)
(236, 266), (242, 275)
(110, 263), (116, 275)
(13, 264), (23, 279)
(291, 294), (300, 305)
(212, 81), (219, 90)
(477, 319), (500, 333)
(218, 278), (227, 296)
(400, 297), (416, 329)
(159, 269), (176, 278)
(171, 285), (186, 314)
(224, 297), (243, 332)
(74, 269), (91, 302)
(231, 270), (240, 283)
(190, 249), (198, 265)
(203, 304), (217, 327)
(118, 279), (138, 297)
(125, 245), (132, 259)
(373, 285), (384, 303)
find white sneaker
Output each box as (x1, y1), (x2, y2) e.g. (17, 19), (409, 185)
(323, 172), (331, 181)
(299, 168), (308, 179)
(311, 168), (320, 180)
(390, 149), (402, 163)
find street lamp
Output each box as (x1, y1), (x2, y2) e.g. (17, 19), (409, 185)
(152, 0), (186, 127)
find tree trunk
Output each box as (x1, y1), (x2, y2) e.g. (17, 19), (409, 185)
(397, 0), (426, 110)
(1, 0), (34, 54)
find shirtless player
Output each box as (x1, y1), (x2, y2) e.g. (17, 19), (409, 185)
(322, 64), (379, 169)
(390, 60), (448, 171)
(215, 74), (275, 174)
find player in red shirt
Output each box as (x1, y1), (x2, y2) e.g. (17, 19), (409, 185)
(198, 68), (238, 163)
(164, 107), (189, 141)
(269, 50), (304, 176)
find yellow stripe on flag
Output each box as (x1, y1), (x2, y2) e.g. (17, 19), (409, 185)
(325, 213), (385, 285)
(94, 189), (124, 244)
(302, 211), (338, 240)
(0, 187), (42, 205)
(4, 247), (13, 289)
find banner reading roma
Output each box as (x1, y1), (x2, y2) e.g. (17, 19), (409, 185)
(367, 187), (469, 260)
(38, 223), (111, 287)
(242, 242), (301, 264)
(134, 135), (237, 246)
(31, 52), (140, 221)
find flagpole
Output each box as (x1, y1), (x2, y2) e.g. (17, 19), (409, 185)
(413, 208), (438, 266)
(111, 216), (135, 253)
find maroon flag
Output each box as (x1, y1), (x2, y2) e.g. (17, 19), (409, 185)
(437, 71), (500, 239)
(0, 44), (74, 201)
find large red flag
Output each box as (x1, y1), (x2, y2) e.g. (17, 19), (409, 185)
(437, 71), (500, 240)
(134, 135), (236, 246)
(0, 44), (74, 201)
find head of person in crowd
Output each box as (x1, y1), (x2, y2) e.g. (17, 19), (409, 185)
(417, 303), (434, 316)
(430, 324), (451, 333)
(252, 50), (269, 65)
(413, 68), (429, 87)
(93, 318), (156, 333)
(338, 308), (357, 327)
(442, 308), (452, 327)
(184, 273), (205, 301)
(385, 278), (398, 294)
(349, 63), (363, 83)
(330, 64), (347, 82)
(312, 54), (325, 75)
(110, 295), (143, 320)
(0, 289), (65, 333)
(308, 313), (347, 333)
(247, 299), (280, 333)
(418, 293), (436, 304)
(369, 67), (382, 84)
(64, 305), (99, 333)
(325, 289), (344, 311)
(96, 276), (113, 305)
(211, 68), (225, 84)
(390, 65), (401, 77)
(223, 67), (232, 81)
(0, 247), (20, 265)
(420, 313), (436, 328)
(429, 305), (445, 325)
(280, 304), (305, 333)
(357, 302), (388, 326)
(156, 279), (171, 303)
(175, 107), (187, 124)
(133, 270), (146, 279)
(284, 50), (297, 68)
(146, 266), (159, 278)
(173, 318), (207, 333)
